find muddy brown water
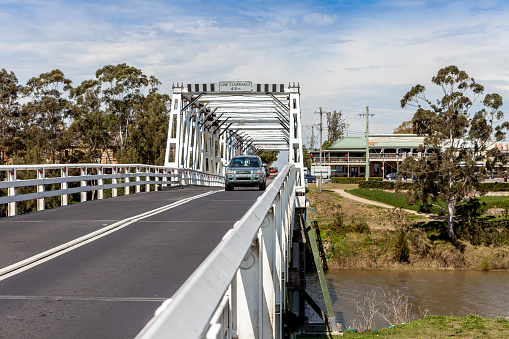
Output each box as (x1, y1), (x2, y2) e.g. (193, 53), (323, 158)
(306, 270), (509, 329)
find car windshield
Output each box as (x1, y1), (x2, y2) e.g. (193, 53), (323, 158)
(229, 157), (260, 167)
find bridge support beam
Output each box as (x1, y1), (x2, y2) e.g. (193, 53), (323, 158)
(289, 85), (305, 187)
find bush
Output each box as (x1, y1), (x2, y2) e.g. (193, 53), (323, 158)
(478, 182), (509, 192)
(331, 177), (382, 184)
(394, 229), (410, 262)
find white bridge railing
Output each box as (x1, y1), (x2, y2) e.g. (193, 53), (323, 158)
(136, 164), (298, 339)
(0, 164), (224, 217)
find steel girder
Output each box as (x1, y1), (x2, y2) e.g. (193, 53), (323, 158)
(164, 83), (304, 184)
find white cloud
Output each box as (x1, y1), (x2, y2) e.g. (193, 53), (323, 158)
(2, 0), (509, 145)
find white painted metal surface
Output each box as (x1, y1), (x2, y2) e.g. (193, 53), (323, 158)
(136, 164), (298, 339)
(0, 164), (224, 217)
(164, 82), (305, 185)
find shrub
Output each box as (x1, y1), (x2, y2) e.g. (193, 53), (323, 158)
(331, 177), (382, 184)
(477, 182), (509, 192)
(394, 229), (410, 262)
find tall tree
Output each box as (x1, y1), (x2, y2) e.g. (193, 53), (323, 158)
(0, 69), (21, 164)
(69, 79), (113, 163)
(393, 120), (414, 134)
(96, 63), (151, 154)
(123, 89), (170, 165)
(326, 110), (348, 146)
(22, 69), (73, 163)
(399, 65), (508, 238)
(257, 150), (279, 167)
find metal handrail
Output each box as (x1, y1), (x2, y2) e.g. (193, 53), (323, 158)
(136, 164), (297, 338)
(0, 164), (224, 217)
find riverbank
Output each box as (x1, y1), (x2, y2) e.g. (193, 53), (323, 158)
(307, 184), (509, 271)
(298, 314), (509, 338)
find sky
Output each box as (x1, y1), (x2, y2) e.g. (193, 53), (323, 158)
(2, 0), (509, 160)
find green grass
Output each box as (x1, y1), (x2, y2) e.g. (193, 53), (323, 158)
(298, 315), (509, 338)
(345, 188), (509, 216)
(346, 188), (424, 212)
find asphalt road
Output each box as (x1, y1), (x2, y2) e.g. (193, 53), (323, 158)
(0, 186), (265, 338)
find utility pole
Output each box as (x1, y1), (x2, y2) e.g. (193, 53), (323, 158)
(304, 124), (319, 151)
(311, 125), (315, 151)
(359, 106), (374, 181)
(315, 107), (325, 191)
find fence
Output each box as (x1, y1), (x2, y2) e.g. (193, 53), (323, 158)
(0, 164), (224, 217)
(136, 164), (298, 339)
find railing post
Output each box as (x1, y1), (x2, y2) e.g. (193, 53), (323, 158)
(81, 166), (87, 202)
(7, 169), (17, 217)
(61, 167), (68, 206)
(136, 166), (141, 193)
(112, 167), (118, 197)
(124, 167), (130, 195)
(98, 166), (104, 200)
(174, 169), (179, 187)
(37, 168), (45, 211)
(145, 167), (150, 192)
(154, 168), (160, 192)
(234, 236), (261, 338)
(261, 207), (278, 338)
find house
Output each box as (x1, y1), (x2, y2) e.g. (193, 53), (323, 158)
(310, 134), (509, 178)
(310, 134), (430, 178)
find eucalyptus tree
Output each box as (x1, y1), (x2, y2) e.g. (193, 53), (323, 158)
(393, 120), (414, 134)
(95, 63), (152, 154)
(69, 79), (113, 163)
(123, 87), (170, 165)
(22, 69), (73, 163)
(0, 69), (21, 164)
(399, 65), (508, 238)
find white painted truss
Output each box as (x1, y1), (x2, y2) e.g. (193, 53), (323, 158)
(164, 82), (305, 184)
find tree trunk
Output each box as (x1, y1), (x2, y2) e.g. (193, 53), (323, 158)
(447, 197), (455, 238)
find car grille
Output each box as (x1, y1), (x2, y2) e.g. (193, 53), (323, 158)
(236, 171), (251, 174)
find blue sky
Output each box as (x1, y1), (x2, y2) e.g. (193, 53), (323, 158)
(2, 0), (509, 148)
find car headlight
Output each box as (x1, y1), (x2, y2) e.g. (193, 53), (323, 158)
(254, 169), (262, 175)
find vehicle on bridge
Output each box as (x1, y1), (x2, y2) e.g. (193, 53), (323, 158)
(225, 155), (267, 191)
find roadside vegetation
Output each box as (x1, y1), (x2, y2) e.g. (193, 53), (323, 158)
(299, 314), (509, 338)
(307, 183), (509, 271)
(305, 182), (509, 336)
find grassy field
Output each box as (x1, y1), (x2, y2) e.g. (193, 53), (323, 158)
(298, 315), (509, 338)
(345, 187), (509, 216)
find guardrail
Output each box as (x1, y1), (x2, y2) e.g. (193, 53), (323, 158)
(136, 164), (298, 339)
(0, 164), (224, 217)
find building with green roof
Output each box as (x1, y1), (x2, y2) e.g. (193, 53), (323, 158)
(310, 134), (430, 178)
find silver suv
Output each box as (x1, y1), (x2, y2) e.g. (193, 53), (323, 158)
(225, 155), (267, 191)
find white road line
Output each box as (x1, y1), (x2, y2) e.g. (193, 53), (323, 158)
(0, 295), (167, 302)
(0, 190), (219, 281)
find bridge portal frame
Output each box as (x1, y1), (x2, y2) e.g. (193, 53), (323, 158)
(164, 82), (305, 186)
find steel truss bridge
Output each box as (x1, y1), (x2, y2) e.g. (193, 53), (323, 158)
(164, 82), (305, 182)
(0, 82), (339, 338)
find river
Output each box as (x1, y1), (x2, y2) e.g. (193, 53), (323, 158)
(306, 269), (509, 330)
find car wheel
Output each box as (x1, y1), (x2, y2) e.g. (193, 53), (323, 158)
(259, 182), (266, 191)
(225, 184), (233, 191)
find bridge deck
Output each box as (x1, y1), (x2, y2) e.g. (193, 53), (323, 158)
(0, 187), (263, 338)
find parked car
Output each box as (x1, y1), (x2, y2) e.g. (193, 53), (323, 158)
(386, 173), (398, 180)
(304, 174), (317, 183)
(225, 155), (267, 191)
(269, 167), (278, 173)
